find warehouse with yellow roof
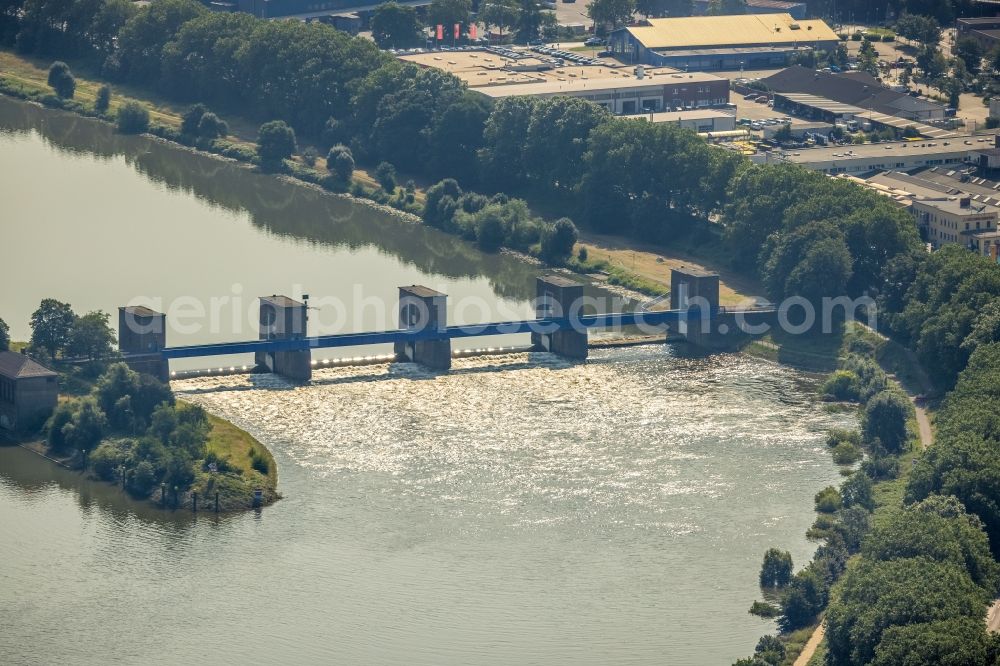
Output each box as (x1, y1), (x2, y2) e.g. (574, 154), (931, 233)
(609, 13), (840, 71)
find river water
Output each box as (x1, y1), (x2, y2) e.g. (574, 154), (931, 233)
(0, 97), (850, 664)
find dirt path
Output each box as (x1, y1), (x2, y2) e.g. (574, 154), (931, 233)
(793, 623), (825, 666)
(989, 600), (1000, 633)
(576, 231), (763, 306)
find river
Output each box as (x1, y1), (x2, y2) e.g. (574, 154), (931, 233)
(0, 97), (850, 664)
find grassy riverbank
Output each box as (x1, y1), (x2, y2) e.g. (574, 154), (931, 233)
(0, 48), (756, 304)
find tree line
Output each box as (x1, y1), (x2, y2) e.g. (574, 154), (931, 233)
(2, 0), (933, 294)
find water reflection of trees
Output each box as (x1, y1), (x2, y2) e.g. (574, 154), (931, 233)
(0, 98), (536, 301)
(0, 447), (240, 534)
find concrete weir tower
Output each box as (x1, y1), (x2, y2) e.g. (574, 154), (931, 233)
(118, 306), (169, 381)
(395, 285), (451, 370)
(532, 275), (588, 359)
(257, 295), (312, 381)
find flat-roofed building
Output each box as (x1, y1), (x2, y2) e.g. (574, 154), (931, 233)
(912, 196), (999, 249)
(770, 137), (977, 175)
(609, 14), (838, 70)
(957, 17), (1000, 51)
(648, 109), (736, 132)
(0, 351), (58, 432)
(398, 50), (730, 113)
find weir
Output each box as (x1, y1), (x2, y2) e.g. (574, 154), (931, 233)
(117, 276), (776, 382)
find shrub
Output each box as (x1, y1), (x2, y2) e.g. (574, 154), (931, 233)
(541, 217), (578, 265)
(327, 144), (354, 182)
(256, 119), (297, 167)
(181, 103), (207, 135)
(301, 146), (319, 167)
(815, 485), (842, 513)
(578, 246), (588, 262)
(127, 459), (159, 497)
(749, 601), (781, 618)
(249, 447), (270, 475)
(863, 390), (910, 453)
(862, 452), (900, 480)
(375, 161), (397, 192)
(832, 441), (862, 465)
(822, 370), (861, 401)
(116, 101), (150, 134)
(826, 427), (861, 448)
(851, 32), (863, 41)
(476, 207), (507, 252)
(89, 440), (129, 482)
(47, 61), (75, 99)
(94, 84), (111, 113)
(198, 112), (228, 139)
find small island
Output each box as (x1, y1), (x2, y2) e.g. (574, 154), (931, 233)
(0, 301), (278, 513)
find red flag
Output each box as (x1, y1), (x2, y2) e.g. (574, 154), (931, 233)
(454, 23), (460, 40)
(436, 24), (443, 40)
(470, 24), (477, 39)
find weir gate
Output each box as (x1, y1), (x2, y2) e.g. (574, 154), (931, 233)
(118, 271), (776, 382)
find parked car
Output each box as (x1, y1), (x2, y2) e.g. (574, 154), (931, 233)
(584, 37), (603, 46)
(756, 95), (769, 103)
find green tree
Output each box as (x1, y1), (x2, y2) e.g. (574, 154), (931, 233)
(256, 120), (297, 168)
(857, 39), (879, 77)
(94, 83), (111, 113)
(327, 144), (355, 183)
(0, 316), (9, 351)
(955, 37), (983, 75)
(197, 112), (227, 139)
(514, 0), (546, 43)
(815, 485), (843, 513)
(47, 60), (75, 98)
(116, 100), (149, 134)
(61, 397), (107, 457)
(375, 161), (397, 192)
(370, 2), (423, 48)
(840, 471), (875, 511)
(759, 548), (793, 587)
(29, 298), (75, 358)
(67, 310), (116, 361)
(870, 617), (1000, 666)
(427, 0), (471, 31)
(825, 558), (992, 666)
(480, 0), (519, 39)
(779, 565), (827, 631)
(754, 635), (785, 665)
(863, 390), (909, 453)
(113, 0), (205, 83)
(475, 206), (507, 251)
(587, 0), (636, 30)
(917, 46), (947, 79)
(540, 217), (578, 264)
(180, 103), (207, 135)
(895, 13), (941, 47)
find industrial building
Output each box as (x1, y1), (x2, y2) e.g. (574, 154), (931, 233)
(649, 109), (736, 132)
(767, 136), (994, 174)
(956, 16), (1000, 52)
(691, 0), (808, 19)
(840, 169), (1000, 255)
(398, 50), (730, 113)
(0, 351), (58, 432)
(608, 14), (838, 70)
(764, 66), (947, 122)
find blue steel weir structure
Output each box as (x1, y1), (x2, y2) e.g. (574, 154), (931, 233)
(118, 272), (774, 381)
(159, 309), (700, 361)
